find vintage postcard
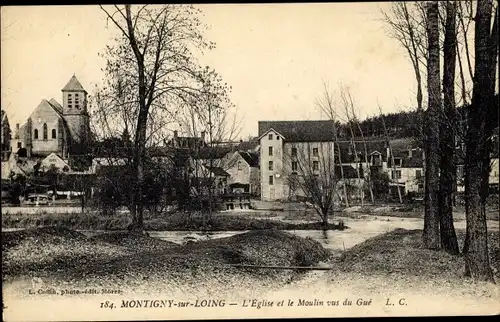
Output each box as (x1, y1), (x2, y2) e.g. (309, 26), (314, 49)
(1, 2), (499, 321)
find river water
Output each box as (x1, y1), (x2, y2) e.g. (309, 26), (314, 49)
(148, 216), (499, 253)
(3, 215), (498, 253)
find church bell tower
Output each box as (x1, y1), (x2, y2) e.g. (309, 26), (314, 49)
(61, 74), (90, 154)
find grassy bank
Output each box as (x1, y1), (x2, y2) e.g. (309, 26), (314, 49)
(1, 211), (347, 231)
(329, 228), (500, 299)
(335, 228), (499, 278)
(2, 226), (331, 298)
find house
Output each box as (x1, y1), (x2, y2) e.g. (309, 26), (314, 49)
(335, 139), (390, 176)
(336, 137), (424, 196)
(225, 150), (260, 196)
(258, 120), (338, 201)
(12, 75), (91, 160)
(387, 145), (424, 194)
(166, 130), (207, 150)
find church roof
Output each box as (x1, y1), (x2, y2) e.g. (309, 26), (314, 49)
(48, 99), (63, 114)
(62, 75), (86, 92)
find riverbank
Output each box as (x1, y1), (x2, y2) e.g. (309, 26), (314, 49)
(3, 225), (499, 318)
(2, 226), (331, 299)
(0, 211), (347, 231)
(260, 228), (500, 317)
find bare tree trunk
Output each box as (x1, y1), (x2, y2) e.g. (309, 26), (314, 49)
(347, 129), (364, 205)
(335, 141), (349, 208)
(378, 105), (403, 204)
(125, 5), (147, 232)
(463, 0), (496, 282)
(456, 44), (469, 106)
(351, 105), (374, 204)
(423, 1), (441, 250)
(388, 141), (403, 204)
(357, 126), (374, 204)
(440, 0), (459, 255)
(342, 90), (364, 206)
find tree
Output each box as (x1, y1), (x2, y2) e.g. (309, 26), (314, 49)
(381, 2), (428, 117)
(422, 1), (441, 250)
(98, 5), (231, 231)
(339, 84), (366, 205)
(44, 165), (60, 197)
(439, 0), (460, 255)
(315, 82), (349, 207)
(371, 171), (390, 199)
(177, 70), (240, 218)
(378, 103), (403, 204)
(282, 141), (338, 228)
(463, 0), (498, 282)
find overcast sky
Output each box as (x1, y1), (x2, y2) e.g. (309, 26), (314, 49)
(1, 3), (421, 139)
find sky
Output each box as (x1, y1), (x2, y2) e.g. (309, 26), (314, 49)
(1, 3), (420, 140)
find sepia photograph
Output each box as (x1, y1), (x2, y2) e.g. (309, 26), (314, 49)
(1, 2), (499, 320)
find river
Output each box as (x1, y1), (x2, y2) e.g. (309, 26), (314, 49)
(3, 215), (498, 253)
(147, 215), (499, 253)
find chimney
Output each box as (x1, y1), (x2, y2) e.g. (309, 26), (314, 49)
(173, 130), (178, 148)
(408, 148), (413, 158)
(16, 123), (19, 130)
(200, 131), (206, 143)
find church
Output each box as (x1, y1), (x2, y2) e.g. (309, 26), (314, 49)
(12, 75), (91, 161)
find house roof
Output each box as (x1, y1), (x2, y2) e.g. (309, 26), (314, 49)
(239, 151), (259, 167)
(236, 139), (260, 151)
(62, 75), (86, 92)
(388, 149), (424, 168)
(336, 140), (389, 163)
(335, 165), (360, 179)
(193, 146), (233, 160)
(205, 166), (230, 177)
(258, 120), (337, 142)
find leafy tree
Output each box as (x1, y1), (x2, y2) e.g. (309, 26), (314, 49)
(371, 171), (390, 198)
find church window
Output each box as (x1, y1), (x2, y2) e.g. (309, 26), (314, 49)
(68, 94), (73, 108)
(43, 123), (48, 140)
(34, 129), (39, 139)
(75, 93), (80, 109)
(52, 129), (57, 139)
